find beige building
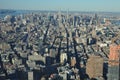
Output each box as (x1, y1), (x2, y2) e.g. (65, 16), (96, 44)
(60, 53), (67, 63)
(86, 55), (103, 79)
(70, 57), (76, 67)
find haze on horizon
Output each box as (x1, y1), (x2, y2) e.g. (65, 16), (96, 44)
(0, 0), (120, 12)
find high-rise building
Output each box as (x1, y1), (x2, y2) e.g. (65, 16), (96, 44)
(94, 13), (99, 25)
(107, 45), (120, 80)
(70, 57), (76, 67)
(28, 71), (33, 80)
(86, 55), (103, 79)
(60, 53), (67, 63)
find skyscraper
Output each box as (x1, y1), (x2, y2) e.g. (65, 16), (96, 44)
(86, 55), (103, 79)
(28, 71), (33, 80)
(60, 53), (67, 64)
(107, 45), (120, 80)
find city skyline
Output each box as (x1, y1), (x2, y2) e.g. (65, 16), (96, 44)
(0, 1), (120, 79)
(0, 0), (120, 12)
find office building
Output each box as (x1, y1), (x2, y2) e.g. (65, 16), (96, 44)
(107, 45), (120, 80)
(86, 55), (103, 79)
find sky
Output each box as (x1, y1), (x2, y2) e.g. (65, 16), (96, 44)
(0, 0), (120, 12)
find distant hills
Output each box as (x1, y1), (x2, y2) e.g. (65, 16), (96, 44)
(0, 9), (16, 14)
